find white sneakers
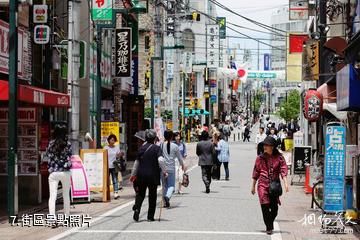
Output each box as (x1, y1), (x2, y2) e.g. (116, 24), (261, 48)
(114, 192), (119, 199)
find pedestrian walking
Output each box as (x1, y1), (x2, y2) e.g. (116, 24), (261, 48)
(255, 127), (267, 155)
(196, 131), (216, 193)
(251, 136), (289, 235)
(46, 124), (72, 226)
(104, 134), (124, 200)
(215, 133), (230, 180)
(130, 129), (167, 222)
(243, 124), (251, 142)
(222, 121), (232, 141)
(160, 130), (185, 208)
(173, 132), (187, 194)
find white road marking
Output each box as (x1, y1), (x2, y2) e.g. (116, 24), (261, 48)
(271, 222), (282, 240)
(49, 165), (199, 240)
(73, 230), (267, 236)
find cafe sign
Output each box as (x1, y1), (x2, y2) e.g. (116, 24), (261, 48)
(115, 28), (132, 78)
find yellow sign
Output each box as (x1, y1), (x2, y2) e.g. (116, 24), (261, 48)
(101, 122), (120, 147)
(303, 40), (319, 81)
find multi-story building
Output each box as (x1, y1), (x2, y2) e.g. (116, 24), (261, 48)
(270, 6), (307, 71)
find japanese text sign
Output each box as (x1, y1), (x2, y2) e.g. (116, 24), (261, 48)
(115, 28), (132, 77)
(207, 25), (219, 69)
(324, 125), (346, 212)
(92, 0), (113, 21)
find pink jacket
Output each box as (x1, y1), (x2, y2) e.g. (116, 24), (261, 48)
(252, 153), (288, 205)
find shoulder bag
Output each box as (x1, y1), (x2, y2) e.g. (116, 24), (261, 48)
(266, 156), (282, 198)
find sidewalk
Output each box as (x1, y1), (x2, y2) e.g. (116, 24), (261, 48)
(278, 183), (360, 239)
(0, 143), (198, 240)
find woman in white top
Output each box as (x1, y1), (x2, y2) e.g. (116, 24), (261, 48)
(104, 134), (123, 200)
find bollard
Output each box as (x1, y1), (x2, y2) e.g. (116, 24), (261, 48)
(234, 134), (236, 142)
(304, 164), (312, 194)
(238, 133), (240, 141)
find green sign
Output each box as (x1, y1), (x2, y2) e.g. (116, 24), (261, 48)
(60, 40), (87, 79)
(92, 0), (113, 21)
(248, 72), (277, 79)
(217, 17), (226, 39)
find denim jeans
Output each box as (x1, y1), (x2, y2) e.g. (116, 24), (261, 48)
(162, 172), (176, 199)
(219, 162), (229, 179)
(109, 168), (119, 192)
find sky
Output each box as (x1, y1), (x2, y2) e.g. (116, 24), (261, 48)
(214, 0), (289, 69)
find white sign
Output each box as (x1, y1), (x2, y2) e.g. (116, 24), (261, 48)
(183, 52), (193, 73)
(293, 131), (304, 147)
(167, 63), (174, 79)
(82, 152), (104, 190)
(34, 25), (50, 44)
(207, 24), (219, 69)
(0, 20), (24, 78)
(33, 5), (48, 23)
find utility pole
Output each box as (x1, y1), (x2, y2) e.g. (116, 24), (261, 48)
(8, 0), (18, 222)
(257, 41), (260, 70)
(67, 0), (80, 153)
(172, 2), (183, 131)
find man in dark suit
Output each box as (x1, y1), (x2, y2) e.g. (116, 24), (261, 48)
(196, 131), (216, 193)
(130, 129), (167, 222)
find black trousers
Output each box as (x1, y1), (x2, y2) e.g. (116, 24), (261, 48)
(134, 181), (158, 219)
(261, 197), (278, 231)
(201, 166), (212, 188)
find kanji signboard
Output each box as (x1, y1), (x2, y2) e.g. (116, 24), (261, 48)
(206, 25), (219, 69)
(115, 28), (132, 77)
(324, 124), (346, 212)
(92, 0), (113, 21)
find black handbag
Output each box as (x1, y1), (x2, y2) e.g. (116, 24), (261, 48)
(266, 157), (282, 198)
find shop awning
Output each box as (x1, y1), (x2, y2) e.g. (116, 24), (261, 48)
(0, 80), (70, 107)
(323, 103), (347, 121)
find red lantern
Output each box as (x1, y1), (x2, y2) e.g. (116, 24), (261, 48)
(303, 89), (323, 122)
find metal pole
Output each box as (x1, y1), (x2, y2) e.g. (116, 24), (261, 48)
(182, 73), (186, 137)
(8, 0), (18, 222)
(67, 0), (80, 154)
(96, 27), (102, 149)
(150, 59), (154, 128)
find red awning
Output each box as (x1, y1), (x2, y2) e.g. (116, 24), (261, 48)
(0, 80), (70, 107)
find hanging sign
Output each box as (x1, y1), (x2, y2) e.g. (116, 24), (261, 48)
(33, 5), (48, 23)
(115, 28), (132, 77)
(206, 24), (219, 68)
(34, 25), (50, 44)
(92, 0), (113, 21)
(324, 124), (346, 212)
(217, 17), (226, 39)
(289, 0), (309, 20)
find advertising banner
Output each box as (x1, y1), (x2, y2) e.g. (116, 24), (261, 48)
(324, 124), (346, 212)
(101, 122), (120, 147)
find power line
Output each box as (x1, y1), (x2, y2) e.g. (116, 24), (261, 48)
(210, 0), (287, 34)
(187, 7), (284, 50)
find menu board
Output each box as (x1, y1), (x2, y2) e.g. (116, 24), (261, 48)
(292, 146), (312, 174)
(80, 149), (109, 202)
(324, 125), (346, 212)
(0, 123), (38, 176)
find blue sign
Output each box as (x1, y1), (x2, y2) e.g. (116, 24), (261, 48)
(324, 125), (346, 213)
(210, 95), (217, 103)
(264, 54), (270, 71)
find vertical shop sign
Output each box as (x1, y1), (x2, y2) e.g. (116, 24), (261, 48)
(324, 124), (346, 212)
(206, 25), (219, 69)
(115, 28), (132, 77)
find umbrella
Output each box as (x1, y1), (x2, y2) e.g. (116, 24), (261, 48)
(134, 130), (145, 141)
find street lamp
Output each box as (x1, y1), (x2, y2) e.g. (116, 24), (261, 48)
(129, 0), (147, 14)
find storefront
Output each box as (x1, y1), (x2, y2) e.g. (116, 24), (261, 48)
(0, 80), (70, 209)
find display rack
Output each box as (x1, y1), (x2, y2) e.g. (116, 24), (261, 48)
(0, 123), (38, 176)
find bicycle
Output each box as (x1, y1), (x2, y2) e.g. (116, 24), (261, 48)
(311, 178), (324, 211)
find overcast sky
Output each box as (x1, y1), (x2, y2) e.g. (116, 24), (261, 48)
(214, 0), (289, 69)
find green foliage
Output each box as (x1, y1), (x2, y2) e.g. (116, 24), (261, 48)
(144, 107), (152, 118)
(279, 90), (300, 122)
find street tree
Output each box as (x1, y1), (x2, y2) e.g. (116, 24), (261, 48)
(279, 90), (300, 123)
